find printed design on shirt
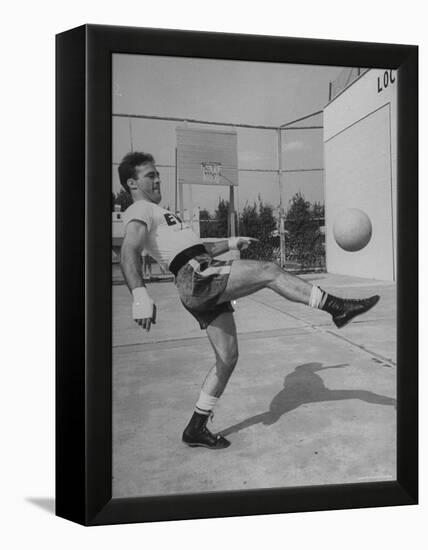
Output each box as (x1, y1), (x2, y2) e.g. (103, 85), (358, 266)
(164, 212), (183, 227)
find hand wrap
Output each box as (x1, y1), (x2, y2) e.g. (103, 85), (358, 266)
(132, 287), (155, 320)
(228, 237), (241, 250)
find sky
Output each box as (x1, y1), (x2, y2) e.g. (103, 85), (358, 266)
(112, 54), (348, 213)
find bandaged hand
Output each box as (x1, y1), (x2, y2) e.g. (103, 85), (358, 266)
(132, 287), (157, 331)
(228, 236), (259, 251)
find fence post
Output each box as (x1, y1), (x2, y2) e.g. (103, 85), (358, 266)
(228, 185), (236, 237)
(277, 128), (285, 267)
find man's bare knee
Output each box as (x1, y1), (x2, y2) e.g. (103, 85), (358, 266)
(217, 347), (239, 371)
(260, 261), (282, 283)
(216, 345), (239, 372)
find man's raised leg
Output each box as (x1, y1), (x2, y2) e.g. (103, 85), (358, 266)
(218, 259), (312, 304)
(182, 312), (238, 449)
(218, 260), (380, 328)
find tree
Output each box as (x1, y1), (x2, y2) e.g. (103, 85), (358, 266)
(113, 189), (133, 212)
(312, 201), (325, 219)
(214, 198), (229, 238)
(285, 193), (325, 268)
(240, 202), (258, 237)
(200, 208), (210, 219)
(199, 208), (212, 238)
(239, 198), (278, 261)
(259, 201), (277, 236)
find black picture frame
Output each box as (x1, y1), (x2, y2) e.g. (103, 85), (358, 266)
(56, 24), (418, 526)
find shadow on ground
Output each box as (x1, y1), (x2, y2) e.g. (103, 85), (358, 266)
(26, 497), (55, 514)
(221, 362), (396, 436)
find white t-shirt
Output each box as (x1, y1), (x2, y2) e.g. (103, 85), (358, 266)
(122, 200), (201, 270)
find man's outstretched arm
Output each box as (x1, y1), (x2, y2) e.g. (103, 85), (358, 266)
(203, 237), (258, 257)
(120, 221), (156, 331)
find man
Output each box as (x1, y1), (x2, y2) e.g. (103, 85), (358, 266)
(119, 151), (380, 450)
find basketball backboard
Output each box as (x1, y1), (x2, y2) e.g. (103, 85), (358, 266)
(176, 126), (239, 186)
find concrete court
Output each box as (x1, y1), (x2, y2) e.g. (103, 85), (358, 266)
(112, 273), (396, 498)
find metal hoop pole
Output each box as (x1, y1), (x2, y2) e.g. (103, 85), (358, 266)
(277, 128), (285, 268)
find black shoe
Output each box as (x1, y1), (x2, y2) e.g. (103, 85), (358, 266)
(322, 294), (380, 328)
(182, 412), (231, 450)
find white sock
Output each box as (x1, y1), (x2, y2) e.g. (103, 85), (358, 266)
(195, 390), (219, 415)
(309, 286), (326, 309)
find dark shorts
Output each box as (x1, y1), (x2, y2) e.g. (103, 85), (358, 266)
(175, 253), (235, 329)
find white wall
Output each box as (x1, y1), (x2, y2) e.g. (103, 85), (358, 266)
(324, 69), (397, 280)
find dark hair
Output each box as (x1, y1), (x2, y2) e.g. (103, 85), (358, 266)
(118, 151), (155, 193)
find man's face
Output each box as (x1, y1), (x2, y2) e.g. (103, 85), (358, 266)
(132, 162), (162, 204)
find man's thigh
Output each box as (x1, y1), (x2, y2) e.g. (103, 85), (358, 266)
(218, 259), (274, 303)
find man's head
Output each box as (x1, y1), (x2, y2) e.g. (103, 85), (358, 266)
(118, 151), (162, 204)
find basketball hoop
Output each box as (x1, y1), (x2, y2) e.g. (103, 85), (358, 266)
(201, 162), (222, 185)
